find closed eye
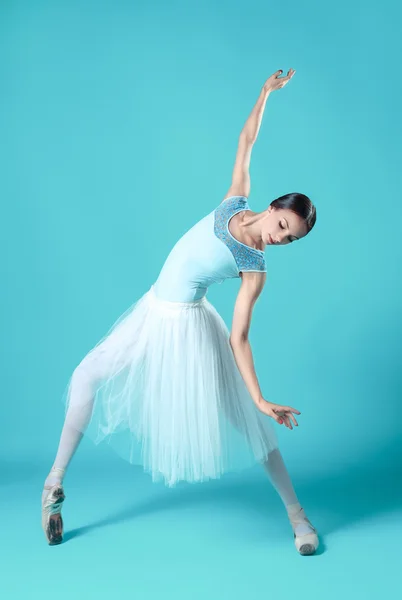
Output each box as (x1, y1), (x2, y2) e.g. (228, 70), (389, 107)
(281, 219), (297, 243)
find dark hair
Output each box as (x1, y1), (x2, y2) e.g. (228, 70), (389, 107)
(269, 192), (316, 233)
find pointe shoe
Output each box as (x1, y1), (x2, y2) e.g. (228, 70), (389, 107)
(287, 504), (319, 556)
(41, 467), (66, 545)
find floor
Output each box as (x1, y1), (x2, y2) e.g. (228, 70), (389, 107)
(1, 451), (400, 600)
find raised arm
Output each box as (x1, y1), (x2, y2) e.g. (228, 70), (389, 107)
(223, 69), (296, 202)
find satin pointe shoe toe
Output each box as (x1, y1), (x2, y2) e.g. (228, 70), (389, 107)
(42, 484), (65, 545)
(287, 504), (319, 556)
(41, 468), (66, 545)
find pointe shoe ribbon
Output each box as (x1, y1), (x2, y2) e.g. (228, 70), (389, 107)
(287, 504), (319, 555)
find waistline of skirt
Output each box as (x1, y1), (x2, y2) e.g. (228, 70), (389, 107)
(148, 284), (207, 309)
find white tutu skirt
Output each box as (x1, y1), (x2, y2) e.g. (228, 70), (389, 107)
(62, 284), (279, 487)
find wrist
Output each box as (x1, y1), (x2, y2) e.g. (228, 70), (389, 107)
(255, 396), (265, 407)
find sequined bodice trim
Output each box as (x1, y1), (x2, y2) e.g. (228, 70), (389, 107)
(213, 196), (267, 274)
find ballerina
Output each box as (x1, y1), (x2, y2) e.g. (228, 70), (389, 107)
(42, 68), (319, 555)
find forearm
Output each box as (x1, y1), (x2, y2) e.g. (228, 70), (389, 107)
(229, 337), (263, 406)
(240, 86), (271, 144)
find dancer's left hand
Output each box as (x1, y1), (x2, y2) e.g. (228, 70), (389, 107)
(271, 403), (300, 429)
(263, 69), (296, 93)
(257, 399), (300, 429)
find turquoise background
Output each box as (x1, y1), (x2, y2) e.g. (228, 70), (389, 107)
(1, 0), (401, 598)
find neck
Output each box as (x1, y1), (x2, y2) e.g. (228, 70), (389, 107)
(240, 210), (266, 251)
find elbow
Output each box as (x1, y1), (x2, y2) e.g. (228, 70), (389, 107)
(229, 334), (248, 349)
(239, 131), (255, 147)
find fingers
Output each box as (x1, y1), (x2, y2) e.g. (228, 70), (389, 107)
(274, 406), (300, 428)
(285, 406), (301, 415)
(276, 68), (295, 78)
(258, 401), (300, 428)
(279, 413), (296, 428)
(283, 68), (295, 80)
(277, 68), (296, 87)
(280, 413), (298, 429)
(282, 406), (300, 427)
(288, 413), (299, 427)
(268, 409), (285, 424)
(275, 412), (292, 429)
(280, 413), (290, 429)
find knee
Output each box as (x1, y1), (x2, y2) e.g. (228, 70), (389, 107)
(71, 352), (100, 387)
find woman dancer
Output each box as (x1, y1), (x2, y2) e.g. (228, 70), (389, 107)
(42, 68), (319, 555)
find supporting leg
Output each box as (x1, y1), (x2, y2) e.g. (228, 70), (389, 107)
(43, 358), (99, 495)
(42, 341), (122, 544)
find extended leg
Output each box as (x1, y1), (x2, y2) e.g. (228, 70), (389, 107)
(262, 448), (319, 554)
(262, 447), (299, 506)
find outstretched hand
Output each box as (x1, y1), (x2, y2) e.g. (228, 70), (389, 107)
(256, 399), (301, 430)
(263, 69), (296, 93)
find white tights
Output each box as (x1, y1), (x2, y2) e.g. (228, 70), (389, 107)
(43, 354), (104, 495)
(44, 358), (312, 535)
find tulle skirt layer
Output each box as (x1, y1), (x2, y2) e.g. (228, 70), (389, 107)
(62, 284), (279, 487)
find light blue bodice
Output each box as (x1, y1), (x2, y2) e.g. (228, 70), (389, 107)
(153, 196), (267, 302)
(214, 196), (266, 273)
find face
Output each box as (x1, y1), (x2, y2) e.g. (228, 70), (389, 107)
(262, 207), (308, 246)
